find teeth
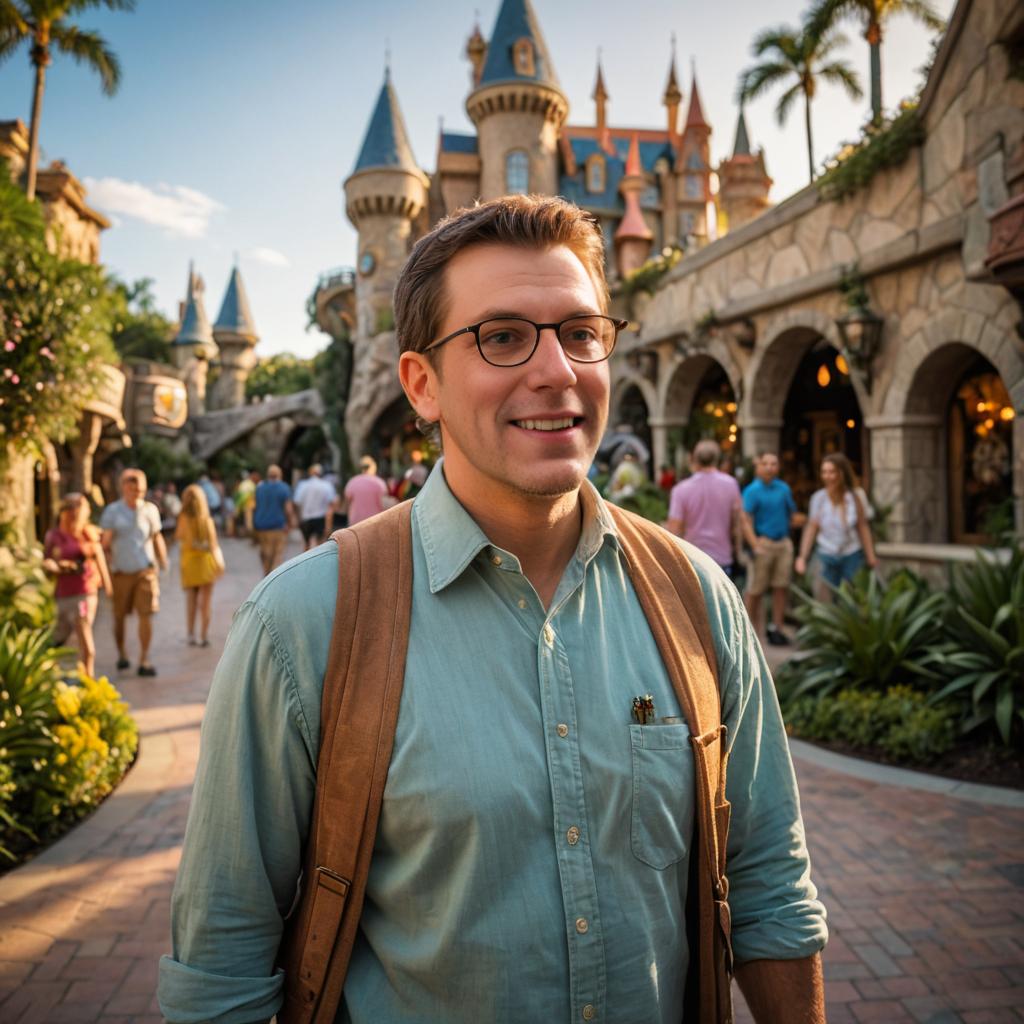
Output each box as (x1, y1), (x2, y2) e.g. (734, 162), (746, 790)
(516, 417), (575, 431)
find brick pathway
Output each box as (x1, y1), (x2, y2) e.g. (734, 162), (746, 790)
(0, 535), (1021, 1023)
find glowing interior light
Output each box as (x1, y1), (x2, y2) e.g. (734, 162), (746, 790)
(817, 364), (831, 388)
(835, 354), (849, 375)
(846, 419), (856, 429)
(1000, 407), (1014, 421)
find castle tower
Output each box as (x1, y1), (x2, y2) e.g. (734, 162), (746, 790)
(465, 0), (568, 200)
(662, 46), (682, 143)
(171, 263), (218, 416)
(466, 21), (487, 88)
(210, 264), (259, 410)
(615, 133), (654, 278)
(593, 58), (609, 146)
(718, 109), (773, 232)
(344, 70), (429, 340)
(676, 65), (712, 245)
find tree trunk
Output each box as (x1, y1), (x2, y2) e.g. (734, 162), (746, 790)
(804, 90), (815, 183)
(866, 21), (883, 124)
(25, 55), (48, 202)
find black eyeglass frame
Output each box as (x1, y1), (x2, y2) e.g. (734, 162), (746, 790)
(422, 314), (629, 367)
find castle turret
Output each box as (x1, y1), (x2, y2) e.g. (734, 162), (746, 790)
(344, 70), (429, 340)
(210, 264), (259, 410)
(466, 22), (487, 88)
(465, 0), (568, 200)
(593, 58), (608, 144)
(171, 264), (217, 416)
(718, 108), (773, 233)
(662, 47), (682, 143)
(615, 133), (654, 279)
(676, 66), (712, 245)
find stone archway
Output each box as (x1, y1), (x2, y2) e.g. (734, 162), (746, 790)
(609, 373), (657, 470)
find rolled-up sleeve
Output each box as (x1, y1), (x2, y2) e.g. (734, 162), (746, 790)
(158, 600), (318, 1023)
(702, 563), (828, 963)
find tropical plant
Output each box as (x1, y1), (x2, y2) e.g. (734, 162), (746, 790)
(808, 0), (944, 124)
(930, 546), (1024, 747)
(109, 276), (175, 364)
(737, 21), (863, 183)
(0, 156), (44, 237)
(244, 352), (314, 400)
(0, 537), (54, 631)
(776, 568), (947, 704)
(124, 434), (204, 488)
(0, 0), (135, 200)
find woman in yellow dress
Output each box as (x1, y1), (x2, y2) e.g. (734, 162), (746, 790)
(174, 484), (224, 646)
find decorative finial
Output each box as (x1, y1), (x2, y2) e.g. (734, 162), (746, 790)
(671, 32), (676, 58)
(384, 38), (391, 77)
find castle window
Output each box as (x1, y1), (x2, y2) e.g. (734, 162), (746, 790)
(687, 151), (704, 170)
(506, 150), (529, 194)
(586, 155), (605, 194)
(685, 174), (702, 199)
(513, 38), (535, 76)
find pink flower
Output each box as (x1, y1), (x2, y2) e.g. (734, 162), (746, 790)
(39, 346), (53, 359)
(10, 374), (19, 384)
(3, 340), (14, 352)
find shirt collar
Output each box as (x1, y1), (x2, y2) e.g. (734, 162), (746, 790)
(414, 459), (620, 595)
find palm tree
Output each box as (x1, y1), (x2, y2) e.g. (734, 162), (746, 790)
(0, 0), (134, 201)
(737, 23), (863, 184)
(809, 0), (944, 124)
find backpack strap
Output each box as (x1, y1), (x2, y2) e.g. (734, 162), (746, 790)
(608, 504), (734, 1024)
(277, 501), (414, 1024)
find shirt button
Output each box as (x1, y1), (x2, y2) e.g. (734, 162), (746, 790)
(556, 723), (569, 738)
(517, 598), (527, 610)
(491, 554), (503, 566)
(575, 917), (589, 934)
(543, 624), (555, 647)
(582, 1005), (597, 1020)
(566, 825), (580, 846)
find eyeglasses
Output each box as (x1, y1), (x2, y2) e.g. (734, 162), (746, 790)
(423, 315), (627, 367)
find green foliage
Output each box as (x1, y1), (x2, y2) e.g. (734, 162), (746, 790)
(786, 686), (956, 763)
(621, 247), (682, 298)
(245, 353), (313, 400)
(312, 334), (354, 477)
(0, 209), (118, 458)
(616, 483), (668, 525)
(931, 547), (1024, 746)
(0, 540), (55, 632)
(0, 159), (45, 239)
(124, 434), (204, 487)
(817, 103), (924, 200)
(777, 569), (947, 703)
(374, 308), (395, 335)
(210, 444), (263, 485)
(108, 277), (174, 363)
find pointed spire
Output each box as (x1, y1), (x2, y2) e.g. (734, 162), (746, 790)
(685, 64), (710, 130)
(593, 53), (609, 144)
(663, 36), (682, 107)
(174, 261), (215, 349)
(624, 131), (643, 179)
(466, 17), (487, 87)
(214, 264), (258, 341)
(477, 0), (559, 89)
(353, 72), (420, 174)
(733, 108), (752, 157)
(592, 54), (608, 102)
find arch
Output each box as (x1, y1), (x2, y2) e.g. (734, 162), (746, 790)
(610, 372), (657, 426)
(585, 154), (606, 194)
(191, 389), (325, 461)
(658, 339), (742, 422)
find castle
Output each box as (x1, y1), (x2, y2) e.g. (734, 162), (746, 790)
(326, 0), (772, 461)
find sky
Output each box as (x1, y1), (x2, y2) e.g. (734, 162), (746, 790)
(0, 0), (954, 360)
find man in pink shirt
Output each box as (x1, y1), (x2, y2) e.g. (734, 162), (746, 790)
(666, 440), (743, 578)
(343, 455), (390, 525)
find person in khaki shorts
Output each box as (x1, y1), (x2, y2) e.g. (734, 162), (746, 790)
(252, 464), (295, 575)
(741, 452), (797, 646)
(100, 469), (168, 676)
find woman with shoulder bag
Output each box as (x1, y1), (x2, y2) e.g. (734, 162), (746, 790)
(795, 452), (878, 597)
(175, 484), (225, 647)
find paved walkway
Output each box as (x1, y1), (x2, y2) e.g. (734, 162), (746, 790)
(0, 536), (1021, 1023)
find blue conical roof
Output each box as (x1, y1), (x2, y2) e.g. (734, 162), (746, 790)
(733, 109), (752, 157)
(174, 264), (215, 348)
(352, 72), (419, 174)
(478, 0), (559, 89)
(214, 266), (257, 339)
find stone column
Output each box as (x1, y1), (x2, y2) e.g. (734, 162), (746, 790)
(738, 418), (782, 460)
(70, 411), (103, 495)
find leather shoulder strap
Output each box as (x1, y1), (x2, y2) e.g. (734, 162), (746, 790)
(277, 501), (414, 1024)
(608, 504), (734, 1024)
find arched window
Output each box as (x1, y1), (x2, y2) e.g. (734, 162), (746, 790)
(586, 155), (605, 194)
(506, 150), (529, 194)
(513, 38), (535, 76)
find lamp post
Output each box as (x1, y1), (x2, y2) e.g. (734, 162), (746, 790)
(835, 271), (884, 393)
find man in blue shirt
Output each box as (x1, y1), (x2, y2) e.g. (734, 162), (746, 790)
(160, 197), (826, 1023)
(741, 452), (798, 646)
(252, 463), (294, 575)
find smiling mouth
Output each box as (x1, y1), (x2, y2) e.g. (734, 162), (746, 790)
(512, 417), (582, 431)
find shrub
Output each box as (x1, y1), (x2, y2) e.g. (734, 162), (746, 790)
(777, 569), (947, 704)
(0, 535), (56, 632)
(931, 546), (1024, 747)
(786, 686), (956, 763)
(617, 482), (668, 524)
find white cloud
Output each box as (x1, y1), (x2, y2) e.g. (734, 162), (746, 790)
(245, 246), (290, 268)
(83, 177), (225, 239)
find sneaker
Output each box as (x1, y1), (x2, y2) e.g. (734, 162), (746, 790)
(116, 657), (130, 670)
(766, 626), (790, 647)
(187, 637), (197, 646)
(199, 638), (211, 648)
(138, 664), (158, 677)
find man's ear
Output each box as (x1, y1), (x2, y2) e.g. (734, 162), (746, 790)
(399, 350), (441, 425)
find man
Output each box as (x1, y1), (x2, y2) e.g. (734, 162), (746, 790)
(343, 455), (389, 526)
(252, 464), (294, 575)
(159, 196), (826, 1023)
(666, 439), (743, 578)
(741, 452), (798, 646)
(293, 463), (337, 551)
(234, 469), (259, 538)
(100, 468), (168, 677)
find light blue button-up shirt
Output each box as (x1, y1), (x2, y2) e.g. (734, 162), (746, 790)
(159, 464), (826, 1024)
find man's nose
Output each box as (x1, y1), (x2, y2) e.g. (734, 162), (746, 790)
(528, 327), (578, 387)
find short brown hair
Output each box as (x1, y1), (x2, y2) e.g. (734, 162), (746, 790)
(393, 194), (609, 357)
(693, 439), (721, 468)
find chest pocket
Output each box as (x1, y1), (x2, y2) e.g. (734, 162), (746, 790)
(629, 723), (696, 870)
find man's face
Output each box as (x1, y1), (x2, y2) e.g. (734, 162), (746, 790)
(400, 243), (609, 510)
(121, 474), (144, 503)
(757, 455), (779, 483)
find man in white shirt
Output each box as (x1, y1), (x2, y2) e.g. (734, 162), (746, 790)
(294, 464), (337, 551)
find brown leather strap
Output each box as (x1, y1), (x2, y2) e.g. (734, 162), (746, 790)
(277, 502), (414, 1024)
(609, 505), (734, 1024)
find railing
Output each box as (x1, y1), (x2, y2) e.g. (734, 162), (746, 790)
(315, 266), (356, 295)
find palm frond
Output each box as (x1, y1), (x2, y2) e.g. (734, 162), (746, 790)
(750, 25), (800, 60)
(895, 0), (945, 32)
(63, 0), (137, 14)
(819, 61), (864, 99)
(737, 60), (793, 104)
(775, 81), (803, 127)
(50, 23), (120, 93)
